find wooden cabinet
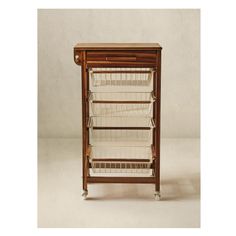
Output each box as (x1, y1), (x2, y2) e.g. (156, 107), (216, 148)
(74, 43), (162, 200)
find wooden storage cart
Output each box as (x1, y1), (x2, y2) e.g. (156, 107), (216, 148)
(74, 43), (162, 200)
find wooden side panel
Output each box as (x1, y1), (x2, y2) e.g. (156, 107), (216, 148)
(153, 50), (161, 192)
(81, 51), (89, 191)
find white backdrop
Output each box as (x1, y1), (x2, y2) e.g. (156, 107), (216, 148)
(38, 9), (200, 138)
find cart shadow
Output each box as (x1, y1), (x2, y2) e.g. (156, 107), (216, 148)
(160, 173), (200, 201)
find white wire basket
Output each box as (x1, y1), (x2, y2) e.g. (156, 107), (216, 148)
(89, 91), (155, 117)
(88, 116), (155, 146)
(89, 146), (153, 174)
(88, 116), (155, 128)
(89, 68), (154, 87)
(89, 129), (152, 146)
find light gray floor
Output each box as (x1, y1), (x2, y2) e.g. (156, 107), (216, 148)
(38, 138), (200, 228)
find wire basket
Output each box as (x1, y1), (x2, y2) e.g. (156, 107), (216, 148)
(88, 116), (154, 146)
(89, 91), (155, 116)
(88, 116), (155, 128)
(89, 68), (154, 87)
(90, 129), (153, 146)
(89, 146), (152, 173)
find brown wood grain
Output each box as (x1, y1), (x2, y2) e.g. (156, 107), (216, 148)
(92, 158), (151, 162)
(87, 176), (156, 184)
(92, 70), (151, 74)
(74, 43), (162, 194)
(92, 100), (151, 104)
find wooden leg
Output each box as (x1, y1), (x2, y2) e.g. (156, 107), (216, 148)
(83, 155), (88, 190)
(154, 158), (160, 191)
(82, 155), (88, 199)
(154, 158), (160, 200)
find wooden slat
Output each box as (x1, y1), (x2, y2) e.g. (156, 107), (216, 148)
(92, 100), (151, 104)
(87, 176), (156, 184)
(92, 127), (151, 130)
(92, 158), (151, 162)
(87, 64), (156, 69)
(87, 60), (155, 66)
(91, 70), (151, 74)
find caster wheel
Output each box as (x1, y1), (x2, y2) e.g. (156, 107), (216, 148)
(154, 191), (161, 201)
(82, 190), (88, 200)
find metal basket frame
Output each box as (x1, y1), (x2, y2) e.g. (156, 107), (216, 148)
(89, 67), (154, 87)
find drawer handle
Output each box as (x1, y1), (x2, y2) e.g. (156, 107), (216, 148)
(106, 56), (137, 61)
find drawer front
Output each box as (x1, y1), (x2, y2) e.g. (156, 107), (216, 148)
(86, 50), (158, 67)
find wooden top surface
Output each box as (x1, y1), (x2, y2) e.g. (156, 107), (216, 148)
(74, 43), (162, 50)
